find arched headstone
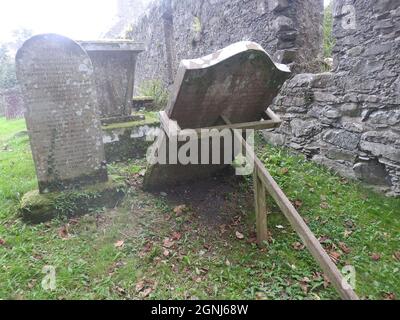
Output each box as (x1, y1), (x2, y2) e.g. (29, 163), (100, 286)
(16, 34), (108, 193)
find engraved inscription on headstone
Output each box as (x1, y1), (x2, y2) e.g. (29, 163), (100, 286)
(16, 34), (108, 193)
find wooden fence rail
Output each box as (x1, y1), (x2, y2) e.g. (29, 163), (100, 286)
(224, 116), (359, 300)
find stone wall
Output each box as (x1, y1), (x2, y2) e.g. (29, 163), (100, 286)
(131, 0), (324, 89)
(265, 0), (400, 196)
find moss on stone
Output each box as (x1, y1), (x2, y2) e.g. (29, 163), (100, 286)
(102, 112), (159, 131)
(19, 180), (126, 224)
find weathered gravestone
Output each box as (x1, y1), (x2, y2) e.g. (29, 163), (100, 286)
(78, 40), (145, 122)
(16, 34), (108, 193)
(144, 41), (291, 189)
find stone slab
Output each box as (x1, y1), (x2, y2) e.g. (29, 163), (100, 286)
(78, 40), (145, 120)
(144, 41), (291, 189)
(16, 34), (108, 193)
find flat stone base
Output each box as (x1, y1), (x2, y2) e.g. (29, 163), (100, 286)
(101, 115), (145, 126)
(102, 114), (160, 163)
(38, 168), (108, 194)
(19, 180), (125, 224)
(132, 96), (155, 111)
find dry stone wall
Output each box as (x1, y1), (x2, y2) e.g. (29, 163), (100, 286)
(131, 0), (324, 89)
(265, 0), (400, 196)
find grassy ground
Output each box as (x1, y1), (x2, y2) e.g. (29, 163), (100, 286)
(0, 116), (399, 300)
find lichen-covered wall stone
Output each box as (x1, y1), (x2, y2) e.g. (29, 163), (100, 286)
(265, 0), (400, 196)
(130, 0), (324, 90)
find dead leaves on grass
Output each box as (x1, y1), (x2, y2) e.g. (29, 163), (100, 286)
(235, 231), (245, 240)
(371, 253), (381, 261)
(0, 238), (5, 246)
(292, 242), (305, 251)
(383, 292), (396, 300)
(114, 240), (125, 248)
(58, 225), (69, 239)
(173, 204), (188, 216)
(393, 251), (400, 262)
(135, 279), (156, 298)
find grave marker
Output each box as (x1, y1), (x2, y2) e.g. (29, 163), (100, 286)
(144, 41), (291, 188)
(78, 40), (145, 122)
(16, 34), (108, 193)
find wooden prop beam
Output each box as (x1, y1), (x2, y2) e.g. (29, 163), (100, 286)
(159, 110), (282, 140)
(222, 115), (359, 301)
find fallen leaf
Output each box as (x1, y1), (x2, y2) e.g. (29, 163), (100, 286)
(393, 251), (400, 261)
(225, 259), (231, 267)
(69, 218), (80, 225)
(299, 277), (311, 294)
(383, 292), (396, 300)
(318, 236), (330, 244)
(135, 281), (145, 293)
(323, 274), (331, 288)
(345, 220), (356, 230)
(114, 286), (126, 295)
(329, 251), (341, 264)
(280, 167), (289, 175)
(320, 202), (329, 209)
(294, 199), (303, 209)
(344, 229), (353, 238)
(163, 249), (170, 257)
(140, 287), (152, 298)
(371, 253), (381, 261)
(232, 216), (241, 226)
(171, 232), (182, 241)
(0, 238), (5, 246)
(58, 225), (69, 239)
(292, 242), (305, 251)
(235, 231), (244, 240)
(338, 242), (351, 254)
(219, 224), (227, 234)
(163, 238), (175, 248)
(114, 240), (124, 248)
(143, 241), (153, 253)
(203, 243), (212, 251)
(173, 205), (187, 216)
(276, 225), (284, 229)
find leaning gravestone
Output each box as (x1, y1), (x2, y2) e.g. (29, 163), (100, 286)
(16, 34), (108, 193)
(144, 41), (291, 189)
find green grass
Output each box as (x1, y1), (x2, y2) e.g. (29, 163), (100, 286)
(0, 117), (399, 300)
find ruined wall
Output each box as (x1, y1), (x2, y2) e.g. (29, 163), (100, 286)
(265, 0), (400, 196)
(132, 0), (324, 89)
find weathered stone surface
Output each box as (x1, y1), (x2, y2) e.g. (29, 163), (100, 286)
(353, 161), (391, 186)
(144, 42), (291, 189)
(360, 131), (400, 163)
(16, 34), (108, 193)
(167, 41), (291, 129)
(130, 0), (323, 89)
(265, 0), (400, 196)
(322, 129), (360, 151)
(78, 41), (145, 121)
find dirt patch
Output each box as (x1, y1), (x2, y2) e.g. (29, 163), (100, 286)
(162, 173), (254, 227)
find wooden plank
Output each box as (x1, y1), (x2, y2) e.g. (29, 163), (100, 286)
(159, 111), (181, 139)
(160, 111), (281, 140)
(223, 115), (359, 300)
(254, 167), (269, 246)
(264, 108), (281, 124)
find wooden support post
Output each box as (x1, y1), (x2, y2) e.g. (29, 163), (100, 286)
(253, 167), (268, 246)
(222, 115), (359, 300)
